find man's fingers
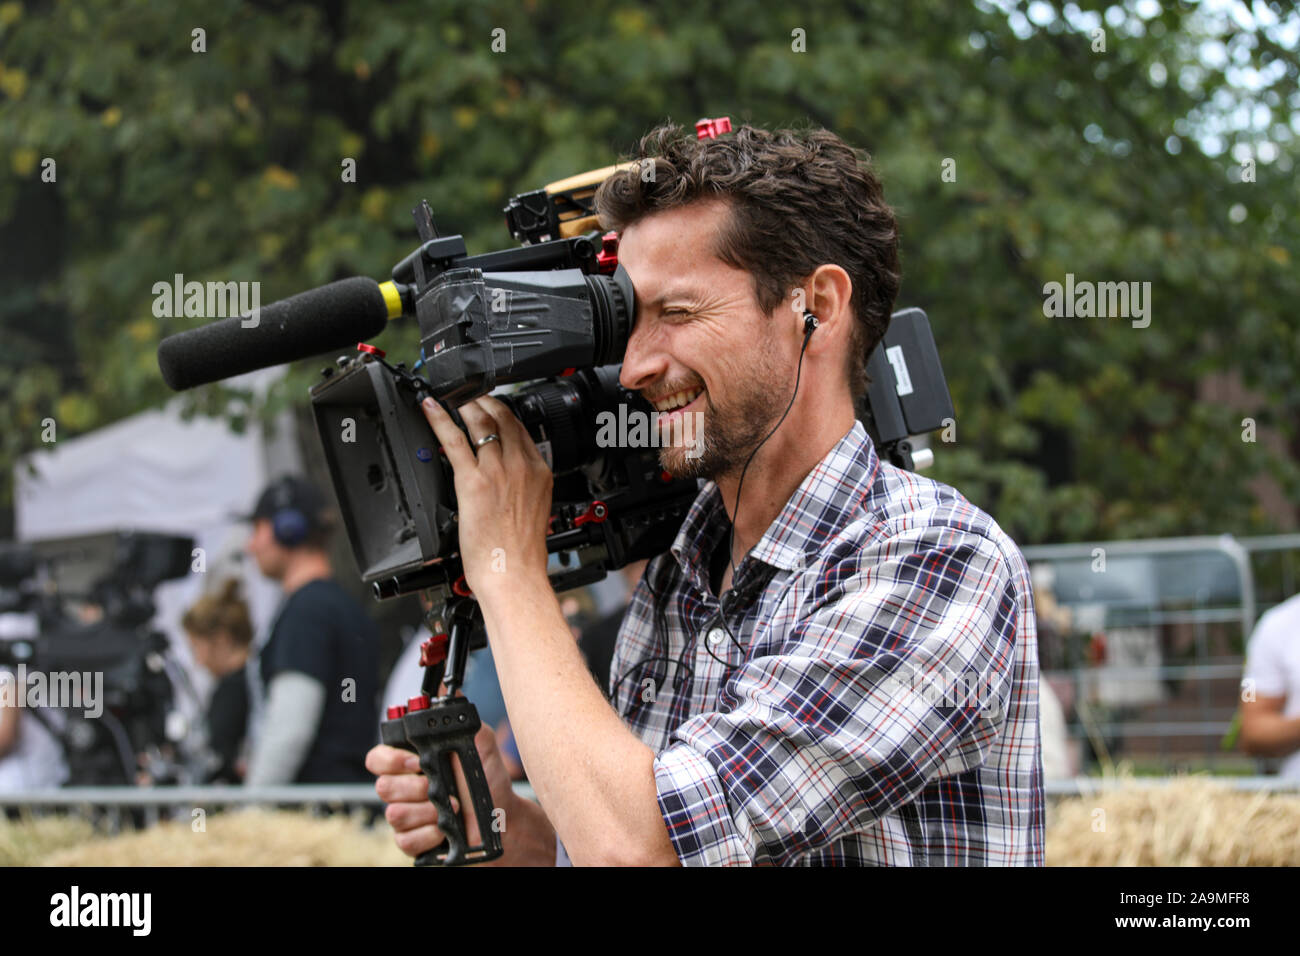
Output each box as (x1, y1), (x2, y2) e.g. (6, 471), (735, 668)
(384, 796), (440, 832)
(457, 399), (498, 437)
(480, 396), (542, 465)
(421, 397), (476, 472)
(367, 744), (417, 776)
(393, 823), (445, 859)
(375, 771), (433, 804)
(385, 793), (461, 831)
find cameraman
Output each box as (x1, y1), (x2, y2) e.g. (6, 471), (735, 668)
(242, 476), (379, 785)
(368, 122), (1044, 865)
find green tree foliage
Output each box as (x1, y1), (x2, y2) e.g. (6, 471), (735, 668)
(0, 0), (1295, 543)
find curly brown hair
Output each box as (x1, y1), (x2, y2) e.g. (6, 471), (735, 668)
(593, 120), (901, 400)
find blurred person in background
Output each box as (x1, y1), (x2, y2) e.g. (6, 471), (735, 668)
(240, 475), (380, 785)
(182, 578), (254, 784)
(0, 610), (68, 804)
(1239, 591), (1300, 779)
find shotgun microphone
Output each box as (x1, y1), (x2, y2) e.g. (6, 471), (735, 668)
(156, 277), (396, 391)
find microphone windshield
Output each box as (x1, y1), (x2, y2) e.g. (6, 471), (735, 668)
(157, 277), (390, 391)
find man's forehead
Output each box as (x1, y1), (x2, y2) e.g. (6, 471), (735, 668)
(618, 200), (732, 300)
(619, 197), (729, 248)
(618, 248), (717, 303)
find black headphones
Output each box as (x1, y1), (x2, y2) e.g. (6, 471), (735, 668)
(272, 506), (310, 548)
(803, 311), (819, 336)
(267, 479), (311, 547)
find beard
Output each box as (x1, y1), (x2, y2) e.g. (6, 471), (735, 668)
(655, 348), (791, 482)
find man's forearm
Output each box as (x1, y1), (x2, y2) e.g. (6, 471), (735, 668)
(1242, 712), (1300, 758)
(478, 574), (680, 866)
(246, 672), (325, 786)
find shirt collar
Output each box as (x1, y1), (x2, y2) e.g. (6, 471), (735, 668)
(668, 420), (880, 588)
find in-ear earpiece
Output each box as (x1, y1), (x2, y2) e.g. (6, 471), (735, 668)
(803, 312), (819, 336)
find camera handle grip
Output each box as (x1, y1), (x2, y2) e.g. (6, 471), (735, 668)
(380, 697), (504, 866)
(378, 594), (502, 866)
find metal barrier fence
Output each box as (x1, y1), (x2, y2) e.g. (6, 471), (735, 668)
(0, 781), (539, 808)
(0, 781), (539, 835)
(1043, 776), (1300, 797)
(1023, 534), (1258, 774)
(5, 534), (1297, 824)
(1238, 533), (1300, 620)
(0, 777), (1292, 813)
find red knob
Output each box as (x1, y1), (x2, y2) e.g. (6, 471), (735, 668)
(420, 633), (449, 667)
(386, 705), (408, 720)
(695, 117), (732, 140)
(596, 231), (620, 272)
(357, 342), (386, 358)
(574, 500), (608, 527)
(407, 695), (431, 712)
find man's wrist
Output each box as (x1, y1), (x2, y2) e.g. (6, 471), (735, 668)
(474, 566), (556, 631)
(477, 554), (549, 593)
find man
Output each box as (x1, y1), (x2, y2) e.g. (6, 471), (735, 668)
(368, 122), (1044, 865)
(1239, 592), (1300, 778)
(242, 475), (379, 784)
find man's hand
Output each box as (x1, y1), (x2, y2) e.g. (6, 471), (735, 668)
(366, 713), (554, 865)
(422, 395), (553, 599)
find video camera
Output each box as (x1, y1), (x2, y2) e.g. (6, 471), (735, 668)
(311, 222), (952, 610)
(310, 201), (698, 606)
(0, 532), (194, 787)
(156, 121), (954, 864)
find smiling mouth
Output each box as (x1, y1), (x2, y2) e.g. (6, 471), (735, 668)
(649, 385), (704, 414)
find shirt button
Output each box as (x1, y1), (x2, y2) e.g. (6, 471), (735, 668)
(707, 628), (726, 646)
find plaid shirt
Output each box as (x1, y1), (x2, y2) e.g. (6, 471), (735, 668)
(598, 419), (1044, 866)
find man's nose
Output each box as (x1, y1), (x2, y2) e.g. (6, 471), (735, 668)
(619, 315), (667, 393)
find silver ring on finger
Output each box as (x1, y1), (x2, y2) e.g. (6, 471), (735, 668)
(474, 432), (500, 449)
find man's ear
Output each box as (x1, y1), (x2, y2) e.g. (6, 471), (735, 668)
(803, 264), (853, 327)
